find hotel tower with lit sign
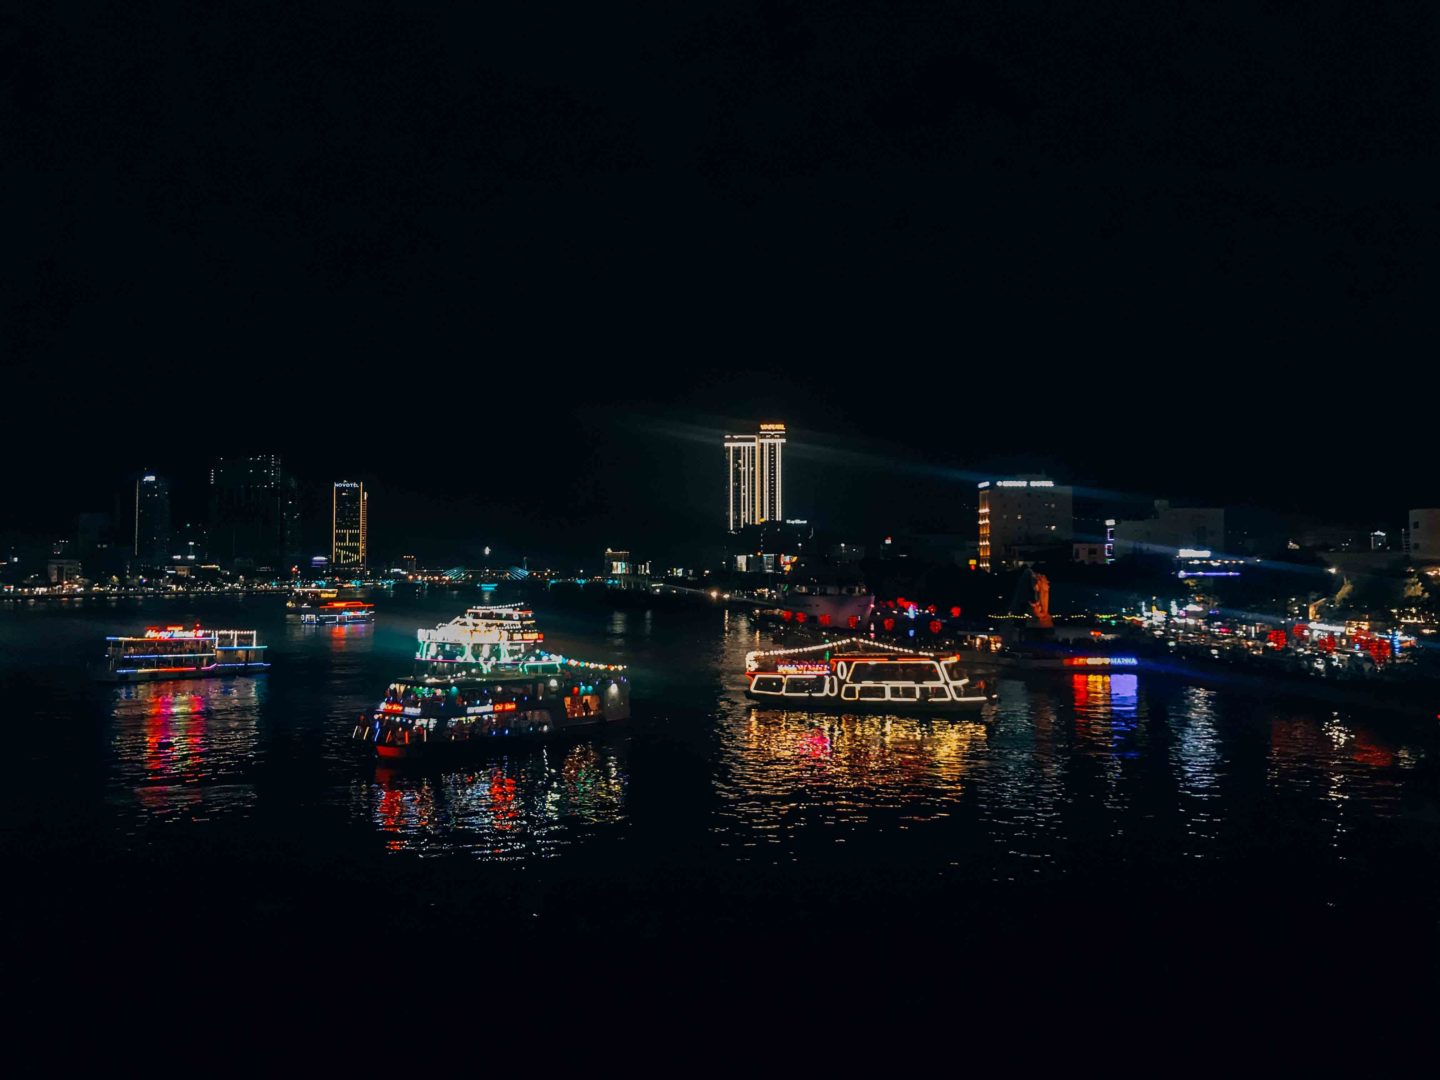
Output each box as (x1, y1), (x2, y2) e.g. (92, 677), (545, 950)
(725, 423), (785, 532)
(977, 476), (1073, 571)
(332, 481), (368, 569)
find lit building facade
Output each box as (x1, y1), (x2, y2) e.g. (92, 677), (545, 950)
(332, 481), (368, 569)
(1408, 509), (1440, 563)
(133, 472), (171, 565)
(725, 422), (785, 532)
(1111, 501), (1224, 559)
(977, 477), (1073, 571)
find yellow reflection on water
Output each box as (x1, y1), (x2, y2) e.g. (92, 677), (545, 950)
(716, 708), (989, 843)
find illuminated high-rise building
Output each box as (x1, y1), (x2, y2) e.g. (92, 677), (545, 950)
(332, 481), (368, 569)
(977, 476), (1073, 571)
(133, 472), (171, 565)
(724, 422), (785, 532)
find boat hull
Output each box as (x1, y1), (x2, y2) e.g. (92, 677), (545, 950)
(745, 689), (990, 714)
(101, 665), (271, 684)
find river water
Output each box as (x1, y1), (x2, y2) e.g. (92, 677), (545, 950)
(4, 592), (1438, 1028)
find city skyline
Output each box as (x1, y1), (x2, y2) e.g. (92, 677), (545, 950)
(5, 427), (1435, 577)
(6, 2), (1439, 1037)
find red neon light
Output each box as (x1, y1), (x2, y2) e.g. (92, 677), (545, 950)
(493, 701), (517, 713)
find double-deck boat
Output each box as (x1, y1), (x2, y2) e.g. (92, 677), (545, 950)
(354, 604), (630, 761)
(300, 600), (375, 625)
(745, 638), (994, 713)
(102, 625), (270, 682)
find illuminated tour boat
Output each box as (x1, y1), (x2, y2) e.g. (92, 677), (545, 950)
(354, 604), (630, 761)
(299, 600), (375, 625)
(103, 625), (271, 682)
(745, 638), (994, 713)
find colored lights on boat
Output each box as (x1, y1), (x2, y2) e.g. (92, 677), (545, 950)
(1063, 656), (1139, 666)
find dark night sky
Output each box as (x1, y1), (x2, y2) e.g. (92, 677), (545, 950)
(5, 2), (1437, 563)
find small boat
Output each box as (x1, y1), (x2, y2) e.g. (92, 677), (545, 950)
(745, 638), (994, 713)
(300, 600), (375, 625)
(102, 625), (270, 682)
(354, 604), (629, 762)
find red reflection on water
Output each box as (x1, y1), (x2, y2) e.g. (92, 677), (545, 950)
(142, 691), (208, 776)
(802, 726), (832, 760)
(490, 770), (518, 829)
(1350, 732), (1394, 768)
(375, 785), (407, 851)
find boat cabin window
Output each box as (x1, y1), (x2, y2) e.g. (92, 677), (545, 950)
(782, 675), (823, 695)
(857, 685), (886, 701)
(847, 662), (942, 684)
(888, 685), (920, 701)
(752, 675), (785, 694)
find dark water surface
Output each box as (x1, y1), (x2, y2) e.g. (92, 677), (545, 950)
(4, 593), (1438, 1036)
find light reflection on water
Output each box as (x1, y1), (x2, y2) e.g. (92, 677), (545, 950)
(356, 741), (627, 860)
(0, 597), (1424, 881)
(705, 615), (1429, 880)
(109, 678), (263, 826)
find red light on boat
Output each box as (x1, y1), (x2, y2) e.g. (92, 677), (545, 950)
(494, 702), (517, 712)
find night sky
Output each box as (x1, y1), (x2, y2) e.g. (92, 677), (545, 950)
(7, 3), (1437, 562)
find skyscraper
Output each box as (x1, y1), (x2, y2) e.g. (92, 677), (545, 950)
(209, 455), (301, 570)
(133, 472), (171, 565)
(332, 481), (368, 569)
(724, 422), (785, 532)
